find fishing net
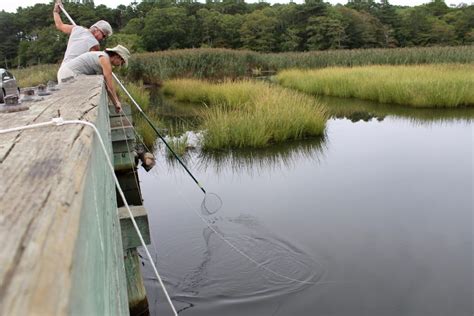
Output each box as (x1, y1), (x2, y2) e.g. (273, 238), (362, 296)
(201, 192), (223, 215)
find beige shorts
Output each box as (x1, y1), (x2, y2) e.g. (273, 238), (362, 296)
(57, 64), (76, 83)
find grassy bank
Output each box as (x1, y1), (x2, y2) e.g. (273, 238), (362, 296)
(127, 46), (474, 84)
(11, 64), (58, 87)
(127, 48), (260, 85)
(163, 79), (327, 149)
(277, 64), (474, 108)
(117, 80), (162, 149)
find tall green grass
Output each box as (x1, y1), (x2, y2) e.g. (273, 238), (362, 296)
(265, 46), (474, 70)
(127, 48), (261, 85)
(277, 64), (474, 108)
(11, 64), (59, 87)
(127, 46), (474, 83)
(163, 79), (327, 149)
(117, 80), (151, 111)
(116, 80), (161, 149)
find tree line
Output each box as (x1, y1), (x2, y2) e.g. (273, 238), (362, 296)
(0, 0), (472, 68)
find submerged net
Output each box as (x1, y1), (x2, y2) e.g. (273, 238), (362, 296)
(201, 192), (223, 215)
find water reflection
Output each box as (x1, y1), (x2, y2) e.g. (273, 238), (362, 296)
(139, 90), (473, 316)
(320, 95), (474, 124)
(156, 136), (327, 177)
(197, 137), (327, 176)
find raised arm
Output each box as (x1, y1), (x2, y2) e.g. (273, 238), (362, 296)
(53, 2), (74, 34)
(99, 56), (122, 113)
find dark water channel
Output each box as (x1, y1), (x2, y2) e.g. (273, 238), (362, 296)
(138, 95), (473, 316)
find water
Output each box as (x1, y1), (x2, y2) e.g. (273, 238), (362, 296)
(138, 96), (473, 316)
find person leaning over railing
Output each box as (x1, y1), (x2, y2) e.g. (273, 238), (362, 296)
(58, 45), (130, 114)
(53, 0), (113, 82)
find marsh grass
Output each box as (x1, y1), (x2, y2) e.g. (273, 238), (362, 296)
(11, 64), (59, 87)
(277, 64), (474, 108)
(165, 130), (190, 159)
(127, 48), (260, 84)
(163, 79), (327, 149)
(115, 80), (160, 149)
(127, 46), (474, 83)
(118, 80), (151, 111)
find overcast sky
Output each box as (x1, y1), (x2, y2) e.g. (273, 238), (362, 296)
(0, 0), (470, 13)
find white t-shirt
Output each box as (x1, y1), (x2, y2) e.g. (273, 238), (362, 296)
(65, 51), (108, 76)
(62, 26), (99, 64)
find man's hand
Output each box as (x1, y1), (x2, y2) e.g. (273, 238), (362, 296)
(115, 101), (122, 114)
(53, 3), (61, 13)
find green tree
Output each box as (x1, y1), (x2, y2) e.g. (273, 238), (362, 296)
(105, 33), (145, 53)
(0, 11), (21, 67)
(18, 26), (68, 65)
(240, 9), (279, 52)
(424, 0), (449, 17)
(306, 16), (346, 50)
(444, 5), (474, 44)
(338, 6), (386, 48)
(399, 7), (455, 46)
(218, 13), (244, 48)
(142, 7), (195, 50)
(197, 8), (223, 47)
(121, 17), (145, 34)
(273, 4), (302, 51)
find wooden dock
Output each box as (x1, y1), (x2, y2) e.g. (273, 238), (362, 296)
(0, 76), (143, 315)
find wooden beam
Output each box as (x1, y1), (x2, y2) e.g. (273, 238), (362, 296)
(118, 206), (151, 250)
(123, 248), (149, 316)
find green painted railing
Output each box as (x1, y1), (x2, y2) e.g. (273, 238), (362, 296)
(69, 85), (129, 316)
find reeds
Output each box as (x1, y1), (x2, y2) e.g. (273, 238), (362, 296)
(115, 80), (161, 149)
(127, 46), (474, 83)
(277, 64), (474, 108)
(118, 80), (151, 111)
(11, 64), (59, 88)
(127, 48), (261, 84)
(163, 79), (327, 149)
(165, 132), (190, 158)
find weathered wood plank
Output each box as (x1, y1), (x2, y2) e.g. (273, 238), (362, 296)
(0, 75), (128, 316)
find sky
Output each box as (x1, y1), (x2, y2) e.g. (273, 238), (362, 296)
(0, 0), (470, 13)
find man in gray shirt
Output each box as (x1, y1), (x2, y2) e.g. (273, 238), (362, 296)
(58, 45), (131, 114)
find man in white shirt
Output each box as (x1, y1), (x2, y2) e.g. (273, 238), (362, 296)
(53, 1), (113, 81)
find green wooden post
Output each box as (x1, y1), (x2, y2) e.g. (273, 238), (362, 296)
(119, 206), (151, 316)
(110, 104), (151, 316)
(124, 248), (149, 316)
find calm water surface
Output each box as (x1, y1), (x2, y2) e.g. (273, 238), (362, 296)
(138, 97), (473, 316)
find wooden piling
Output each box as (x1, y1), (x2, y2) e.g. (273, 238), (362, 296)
(110, 104), (151, 315)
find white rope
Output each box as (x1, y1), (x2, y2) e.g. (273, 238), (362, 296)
(0, 118), (178, 316)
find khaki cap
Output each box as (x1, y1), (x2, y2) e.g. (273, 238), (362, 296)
(106, 45), (131, 66)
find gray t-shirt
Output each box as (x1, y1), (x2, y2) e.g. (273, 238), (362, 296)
(66, 51), (108, 76)
(62, 26), (99, 64)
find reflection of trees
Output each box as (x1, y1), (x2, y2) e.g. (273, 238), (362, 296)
(321, 96), (474, 124)
(333, 111), (385, 123)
